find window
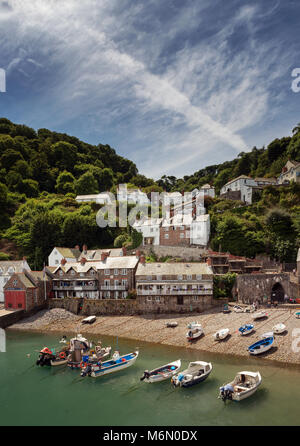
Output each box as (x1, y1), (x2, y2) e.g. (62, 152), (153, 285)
(177, 296), (184, 305)
(122, 292), (127, 298)
(185, 231), (190, 238)
(187, 275), (192, 280)
(59, 270), (63, 276)
(164, 234), (169, 239)
(114, 269), (119, 275)
(104, 269), (110, 275)
(122, 268), (127, 275)
(196, 274), (202, 280)
(55, 260), (59, 265)
(114, 280), (119, 286)
(104, 280), (110, 286)
(70, 270), (75, 275)
(177, 275), (183, 280)
(193, 296), (199, 301)
(180, 233), (184, 239)
(121, 279), (128, 286)
(180, 226), (185, 230)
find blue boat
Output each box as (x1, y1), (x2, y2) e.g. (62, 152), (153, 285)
(80, 350), (139, 378)
(239, 324), (254, 335)
(248, 336), (274, 355)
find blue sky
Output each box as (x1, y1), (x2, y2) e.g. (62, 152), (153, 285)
(0, 0), (299, 179)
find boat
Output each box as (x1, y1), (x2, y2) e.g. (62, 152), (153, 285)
(82, 315), (96, 324)
(219, 371), (261, 401)
(233, 305), (244, 313)
(67, 334), (92, 369)
(248, 336), (274, 355)
(214, 328), (230, 341)
(253, 311), (268, 320)
(239, 324), (254, 335)
(59, 335), (67, 344)
(81, 350), (139, 378)
(140, 359), (181, 383)
(186, 324), (203, 341)
(295, 311), (300, 319)
(166, 321), (178, 328)
(36, 346), (69, 367)
(171, 361), (212, 388)
(187, 321), (200, 329)
(273, 323), (286, 334)
(223, 304), (231, 314)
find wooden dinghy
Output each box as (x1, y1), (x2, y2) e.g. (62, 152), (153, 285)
(219, 371), (261, 402)
(248, 336), (274, 355)
(140, 359), (181, 383)
(172, 361), (212, 388)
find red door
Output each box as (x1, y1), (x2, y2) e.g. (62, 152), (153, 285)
(5, 290), (26, 310)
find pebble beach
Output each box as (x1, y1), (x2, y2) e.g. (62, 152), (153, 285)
(8, 306), (300, 366)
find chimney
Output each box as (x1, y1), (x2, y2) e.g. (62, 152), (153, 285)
(101, 252), (109, 262)
(23, 256), (27, 261)
(75, 245), (80, 250)
(82, 244), (87, 254)
(80, 257), (87, 265)
(140, 255), (146, 265)
(61, 258), (67, 265)
(122, 246), (127, 256)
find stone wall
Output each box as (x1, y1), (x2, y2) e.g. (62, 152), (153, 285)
(236, 273), (291, 304)
(48, 298), (82, 314)
(82, 298), (138, 315)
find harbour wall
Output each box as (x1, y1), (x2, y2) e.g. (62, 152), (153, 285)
(48, 296), (227, 316)
(0, 304), (47, 329)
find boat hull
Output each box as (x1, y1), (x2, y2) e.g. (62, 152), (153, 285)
(90, 352), (139, 378)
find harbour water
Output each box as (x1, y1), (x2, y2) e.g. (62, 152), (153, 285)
(1, 330), (300, 426)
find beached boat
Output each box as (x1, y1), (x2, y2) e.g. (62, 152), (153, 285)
(82, 315), (96, 324)
(36, 346), (69, 367)
(223, 304), (231, 313)
(233, 305), (244, 313)
(273, 323), (286, 334)
(253, 311), (268, 320)
(81, 350), (139, 378)
(295, 312), (300, 319)
(166, 321), (178, 328)
(248, 336), (274, 355)
(140, 359), (181, 383)
(187, 321), (200, 329)
(239, 324), (254, 335)
(67, 334), (92, 369)
(214, 328), (230, 341)
(219, 371), (261, 402)
(171, 361), (212, 388)
(186, 324), (203, 341)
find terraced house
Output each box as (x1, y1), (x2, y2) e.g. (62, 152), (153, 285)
(136, 258), (214, 313)
(52, 255), (139, 299)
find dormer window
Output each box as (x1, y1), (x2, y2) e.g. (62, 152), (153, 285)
(59, 270), (63, 276)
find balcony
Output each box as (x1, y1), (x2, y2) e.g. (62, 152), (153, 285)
(100, 285), (128, 290)
(137, 289), (213, 296)
(53, 283), (98, 291)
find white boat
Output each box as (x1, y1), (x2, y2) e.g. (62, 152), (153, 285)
(82, 315), (96, 324)
(186, 324), (203, 341)
(253, 311), (268, 320)
(219, 371), (261, 401)
(214, 328), (230, 341)
(273, 323), (286, 334)
(81, 350), (139, 377)
(248, 336), (274, 355)
(166, 321), (178, 328)
(140, 359), (181, 383)
(172, 361), (212, 388)
(233, 305), (244, 313)
(239, 324), (254, 335)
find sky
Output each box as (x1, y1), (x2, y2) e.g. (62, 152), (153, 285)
(0, 0), (299, 179)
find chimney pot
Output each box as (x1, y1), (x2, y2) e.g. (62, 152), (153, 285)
(122, 246), (127, 256)
(61, 258), (67, 265)
(81, 257), (87, 265)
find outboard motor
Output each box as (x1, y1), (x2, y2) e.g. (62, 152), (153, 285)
(140, 370), (150, 381)
(219, 385), (234, 402)
(81, 364), (92, 377)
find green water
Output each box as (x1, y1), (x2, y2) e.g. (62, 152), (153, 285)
(1, 330), (300, 426)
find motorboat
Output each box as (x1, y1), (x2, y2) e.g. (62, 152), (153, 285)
(140, 359), (181, 383)
(82, 315), (96, 324)
(67, 334), (92, 369)
(214, 328), (230, 341)
(273, 323), (286, 334)
(239, 324), (254, 335)
(253, 311), (268, 320)
(166, 321), (178, 328)
(171, 361), (212, 388)
(81, 350), (139, 378)
(248, 336), (274, 355)
(36, 346), (69, 367)
(219, 371), (261, 401)
(186, 324), (203, 341)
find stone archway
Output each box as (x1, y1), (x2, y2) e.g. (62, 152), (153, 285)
(271, 282), (285, 302)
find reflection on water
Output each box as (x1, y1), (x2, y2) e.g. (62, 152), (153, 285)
(1, 330), (300, 426)
(0, 328), (6, 352)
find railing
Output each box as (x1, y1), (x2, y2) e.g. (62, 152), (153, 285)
(53, 285), (97, 291)
(137, 289), (213, 296)
(100, 285), (128, 290)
